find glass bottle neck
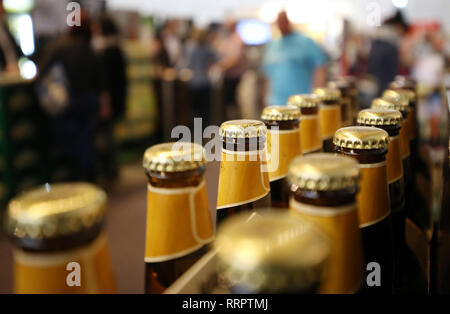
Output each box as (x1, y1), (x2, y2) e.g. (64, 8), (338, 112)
(146, 168), (205, 188)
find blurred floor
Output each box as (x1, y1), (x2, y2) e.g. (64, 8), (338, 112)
(0, 161), (220, 294)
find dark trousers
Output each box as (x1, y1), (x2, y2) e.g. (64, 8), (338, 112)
(53, 92), (99, 182)
(191, 85), (211, 127)
(222, 77), (240, 120)
(95, 119), (119, 181)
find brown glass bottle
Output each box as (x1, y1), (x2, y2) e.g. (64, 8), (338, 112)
(288, 153), (365, 294)
(378, 91), (426, 229)
(385, 86), (427, 230)
(389, 76), (418, 145)
(372, 98), (410, 183)
(288, 94), (323, 154)
(314, 87), (342, 152)
(334, 126), (394, 294)
(5, 183), (116, 294)
(216, 120), (271, 225)
(262, 106), (302, 208)
(344, 76), (360, 124)
(215, 211), (330, 294)
(357, 109), (405, 231)
(329, 80), (353, 127)
(358, 108), (427, 294)
(143, 142), (214, 293)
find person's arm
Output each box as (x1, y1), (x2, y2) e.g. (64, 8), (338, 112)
(308, 37), (328, 90)
(216, 34), (243, 72)
(312, 66), (326, 88)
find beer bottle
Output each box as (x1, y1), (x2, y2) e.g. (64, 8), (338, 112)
(4, 183), (116, 293)
(334, 126), (394, 293)
(261, 106), (302, 208)
(143, 142), (214, 293)
(216, 120), (271, 224)
(375, 92), (427, 229)
(381, 91), (411, 181)
(357, 109), (427, 294)
(288, 94), (323, 154)
(288, 153), (365, 294)
(372, 96), (410, 182)
(389, 78), (418, 147)
(215, 210), (330, 294)
(343, 76), (360, 124)
(385, 88), (417, 153)
(328, 81), (353, 127)
(314, 87), (342, 152)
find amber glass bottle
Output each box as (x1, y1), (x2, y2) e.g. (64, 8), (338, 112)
(261, 106), (302, 208)
(288, 94), (323, 154)
(143, 142), (214, 293)
(385, 87), (426, 226)
(328, 81), (353, 127)
(215, 210), (330, 293)
(5, 183), (116, 294)
(394, 88), (417, 163)
(216, 120), (271, 224)
(389, 76), (418, 147)
(334, 126), (394, 294)
(372, 96), (410, 181)
(314, 87), (342, 152)
(381, 91), (411, 176)
(343, 76), (360, 124)
(288, 153), (365, 294)
(357, 109), (427, 294)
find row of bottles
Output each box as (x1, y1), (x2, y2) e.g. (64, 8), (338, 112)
(140, 75), (426, 294)
(2, 76), (427, 294)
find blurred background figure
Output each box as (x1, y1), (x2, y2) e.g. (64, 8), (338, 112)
(0, 0), (21, 73)
(186, 28), (217, 127)
(162, 20), (182, 68)
(367, 11), (409, 95)
(412, 30), (446, 88)
(262, 10), (327, 106)
(215, 19), (246, 119)
(38, 10), (102, 182)
(150, 30), (171, 141)
(0, 0), (449, 295)
(92, 14), (127, 186)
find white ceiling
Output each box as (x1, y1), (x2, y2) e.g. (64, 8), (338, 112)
(106, 0), (450, 32)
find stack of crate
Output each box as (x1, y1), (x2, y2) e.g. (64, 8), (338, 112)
(0, 78), (50, 209)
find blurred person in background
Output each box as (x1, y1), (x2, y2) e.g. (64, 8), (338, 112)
(412, 30), (446, 88)
(177, 20), (196, 69)
(0, 0), (21, 73)
(38, 11), (103, 182)
(187, 28), (217, 127)
(345, 33), (370, 78)
(150, 31), (171, 141)
(162, 20), (182, 67)
(215, 19), (246, 119)
(367, 11), (408, 95)
(92, 14), (127, 185)
(262, 11), (327, 106)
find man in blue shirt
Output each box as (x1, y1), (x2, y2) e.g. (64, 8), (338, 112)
(262, 11), (327, 106)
